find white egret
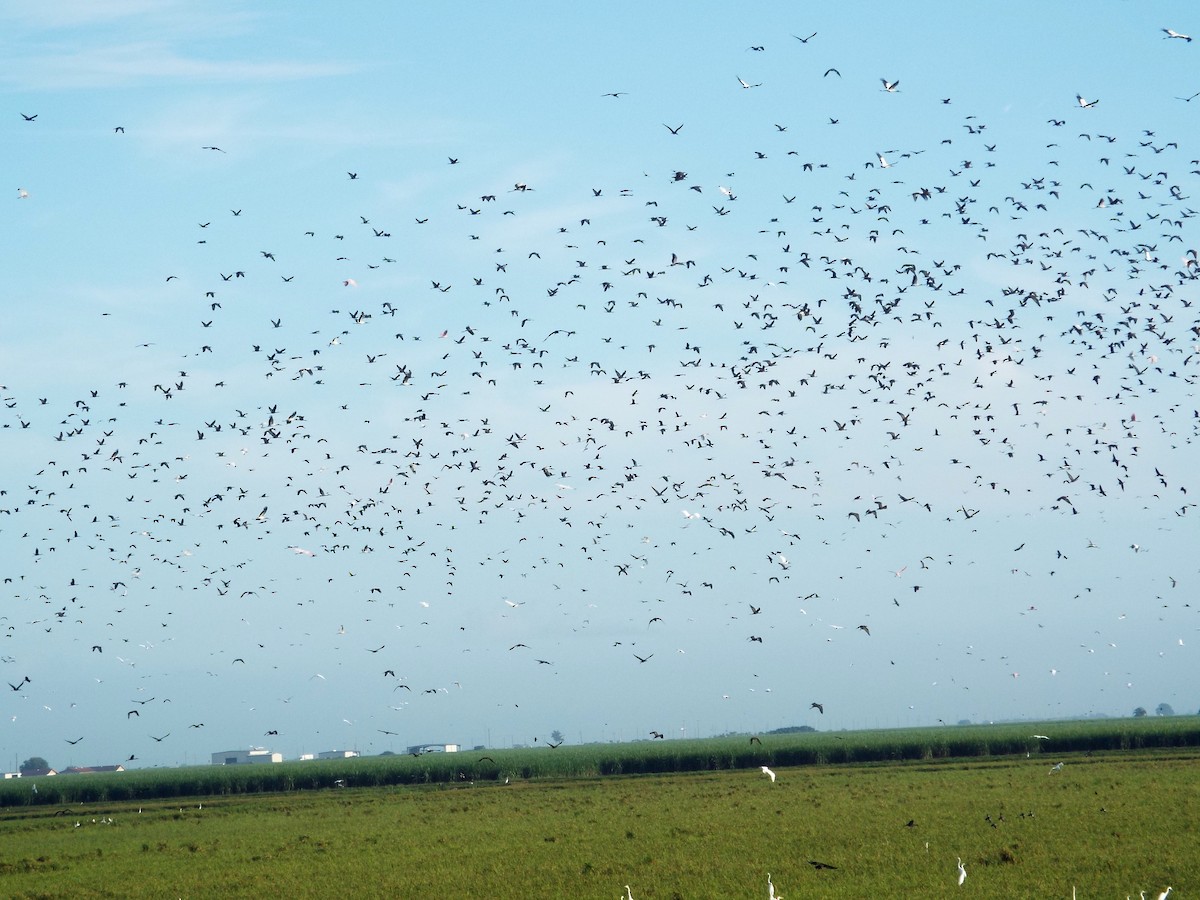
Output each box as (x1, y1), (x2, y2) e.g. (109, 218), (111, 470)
(761, 765), (776, 782)
(957, 857), (966, 886)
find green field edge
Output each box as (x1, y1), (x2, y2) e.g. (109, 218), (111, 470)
(5, 716), (1197, 809)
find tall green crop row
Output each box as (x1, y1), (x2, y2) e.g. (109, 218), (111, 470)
(3, 716), (1195, 807)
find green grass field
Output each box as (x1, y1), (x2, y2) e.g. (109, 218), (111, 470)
(0, 732), (1192, 897)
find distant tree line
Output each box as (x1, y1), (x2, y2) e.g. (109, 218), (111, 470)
(1133, 704), (1177, 717)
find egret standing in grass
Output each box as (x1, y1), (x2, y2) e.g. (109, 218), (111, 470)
(761, 765), (776, 782)
(957, 857), (967, 886)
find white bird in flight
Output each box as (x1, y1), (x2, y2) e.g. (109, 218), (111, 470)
(1076, 94), (1099, 108)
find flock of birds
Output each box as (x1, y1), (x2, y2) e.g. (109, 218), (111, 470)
(3, 21), (1198, 792)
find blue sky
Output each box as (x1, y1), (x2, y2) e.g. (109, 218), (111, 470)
(2, 1), (1197, 769)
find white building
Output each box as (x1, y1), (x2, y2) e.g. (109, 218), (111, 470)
(211, 748), (283, 765)
(406, 743), (460, 754)
(317, 750), (360, 760)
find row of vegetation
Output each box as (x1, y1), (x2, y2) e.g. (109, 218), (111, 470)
(4, 716), (1197, 808)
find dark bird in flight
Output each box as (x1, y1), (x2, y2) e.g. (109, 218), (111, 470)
(633, 652), (653, 663)
(663, 123), (683, 135)
(65, 737), (84, 745)
(20, 113), (37, 121)
(810, 702), (824, 714)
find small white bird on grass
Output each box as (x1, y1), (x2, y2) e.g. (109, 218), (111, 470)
(957, 857), (967, 886)
(761, 765), (777, 782)
(1049, 762), (1064, 773)
(768, 872), (782, 899)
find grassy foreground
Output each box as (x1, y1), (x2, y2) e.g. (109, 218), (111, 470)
(0, 749), (1192, 898)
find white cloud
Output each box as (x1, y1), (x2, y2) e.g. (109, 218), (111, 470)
(1, 42), (356, 90)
